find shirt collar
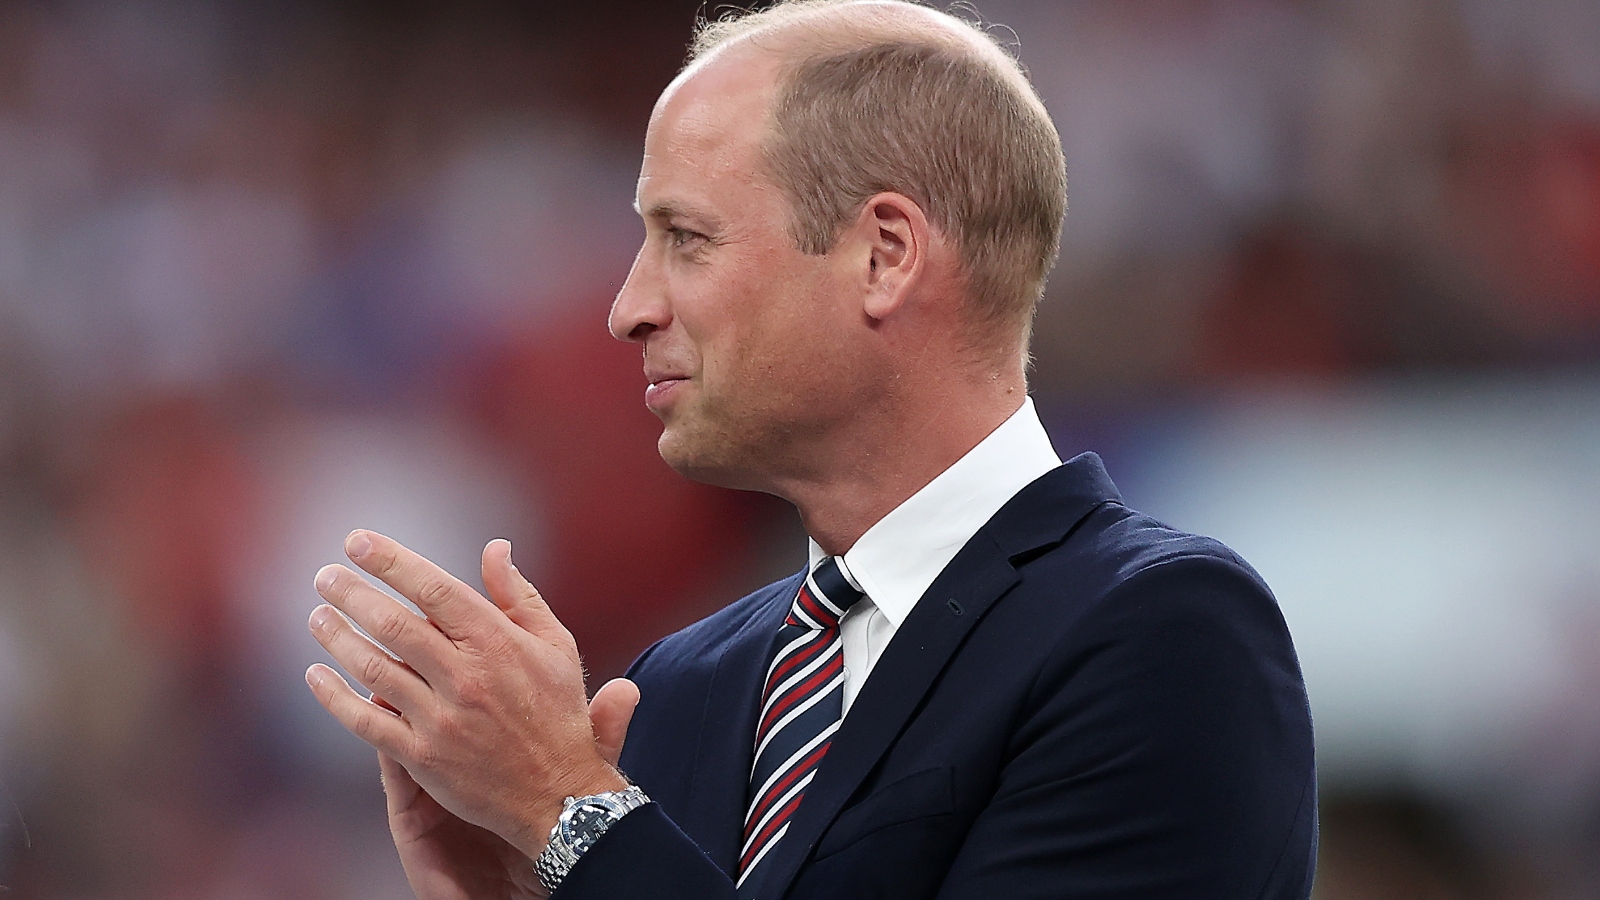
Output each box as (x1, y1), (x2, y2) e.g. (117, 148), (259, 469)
(806, 397), (1062, 628)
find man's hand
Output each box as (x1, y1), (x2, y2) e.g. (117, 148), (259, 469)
(305, 531), (639, 898)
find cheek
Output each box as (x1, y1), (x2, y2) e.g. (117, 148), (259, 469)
(738, 296), (853, 408)
(695, 244), (848, 394)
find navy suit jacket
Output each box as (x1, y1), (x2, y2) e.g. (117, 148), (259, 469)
(558, 453), (1317, 899)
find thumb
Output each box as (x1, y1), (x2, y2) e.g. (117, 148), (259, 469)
(589, 678), (641, 768)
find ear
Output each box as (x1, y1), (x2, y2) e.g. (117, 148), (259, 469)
(855, 192), (928, 321)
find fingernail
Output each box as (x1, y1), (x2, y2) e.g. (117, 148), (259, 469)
(306, 666), (325, 687)
(315, 565), (338, 593)
(310, 605), (334, 631)
(346, 531), (371, 560)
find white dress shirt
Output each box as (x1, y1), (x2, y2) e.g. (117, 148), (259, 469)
(806, 397), (1063, 715)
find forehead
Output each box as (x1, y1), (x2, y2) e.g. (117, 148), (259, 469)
(637, 49), (781, 204)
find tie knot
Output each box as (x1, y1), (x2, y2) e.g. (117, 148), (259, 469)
(787, 556), (865, 630)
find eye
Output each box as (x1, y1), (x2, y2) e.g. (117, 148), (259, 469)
(666, 226), (705, 249)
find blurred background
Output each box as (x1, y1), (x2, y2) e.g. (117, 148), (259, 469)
(0, 0), (1594, 896)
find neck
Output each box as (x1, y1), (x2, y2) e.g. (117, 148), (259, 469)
(780, 365), (1028, 556)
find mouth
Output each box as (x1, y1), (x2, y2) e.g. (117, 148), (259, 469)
(644, 374), (689, 411)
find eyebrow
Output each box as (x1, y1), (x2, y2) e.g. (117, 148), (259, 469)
(637, 199), (712, 223)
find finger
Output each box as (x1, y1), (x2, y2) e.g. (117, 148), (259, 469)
(377, 750), (424, 817)
(315, 563), (454, 683)
(344, 530), (499, 641)
(588, 678), (641, 768)
(306, 663), (412, 756)
(480, 539), (567, 638)
(309, 604), (432, 714)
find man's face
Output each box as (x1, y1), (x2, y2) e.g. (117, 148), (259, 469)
(610, 51), (878, 490)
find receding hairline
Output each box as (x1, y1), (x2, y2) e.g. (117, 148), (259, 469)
(683, 1), (1047, 120)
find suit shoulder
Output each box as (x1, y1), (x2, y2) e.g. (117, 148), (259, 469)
(1001, 499), (1290, 658)
(1063, 500), (1271, 598)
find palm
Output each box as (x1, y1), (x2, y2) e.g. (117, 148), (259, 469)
(381, 752), (546, 900)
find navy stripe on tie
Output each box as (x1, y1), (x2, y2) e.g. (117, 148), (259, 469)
(737, 557), (864, 898)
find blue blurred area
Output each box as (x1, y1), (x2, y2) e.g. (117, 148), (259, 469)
(0, 0), (1596, 896)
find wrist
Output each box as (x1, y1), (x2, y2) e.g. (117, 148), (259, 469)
(526, 764), (631, 857)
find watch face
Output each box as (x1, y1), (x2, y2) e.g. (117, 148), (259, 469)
(560, 801), (615, 855)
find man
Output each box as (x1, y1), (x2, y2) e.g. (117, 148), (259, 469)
(305, 1), (1317, 898)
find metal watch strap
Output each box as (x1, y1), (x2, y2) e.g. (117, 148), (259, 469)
(535, 785), (651, 893)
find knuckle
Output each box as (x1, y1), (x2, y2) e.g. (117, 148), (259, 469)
(351, 708), (379, 741)
(417, 577), (456, 609)
(359, 654), (388, 689)
(453, 673), (489, 710)
(476, 630), (514, 661)
(373, 609), (409, 645)
(411, 735), (439, 771)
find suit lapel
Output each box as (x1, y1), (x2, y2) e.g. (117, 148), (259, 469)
(755, 453), (1122, 899)
(677, 572), (801, 875)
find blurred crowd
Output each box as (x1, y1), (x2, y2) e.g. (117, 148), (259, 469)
(0, 0), (1594, 897)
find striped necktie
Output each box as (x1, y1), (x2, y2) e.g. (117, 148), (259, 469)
(737, 556), (865, 898)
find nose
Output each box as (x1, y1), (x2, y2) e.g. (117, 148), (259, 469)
(609, 247), (670, 342)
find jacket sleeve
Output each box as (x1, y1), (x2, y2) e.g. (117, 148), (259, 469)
(932, 553), (1318, 900)
(553, 802), (737, 899)
(552, 636), (739, 899)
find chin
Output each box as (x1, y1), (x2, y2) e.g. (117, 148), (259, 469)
(656, 430), (762, 492)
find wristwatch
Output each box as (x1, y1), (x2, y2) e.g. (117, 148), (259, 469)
(535, 784), (652, 893)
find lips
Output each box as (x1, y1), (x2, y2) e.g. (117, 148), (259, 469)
(644, 373), (689, 411)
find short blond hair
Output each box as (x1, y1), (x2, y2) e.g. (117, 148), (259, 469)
(690, 0), (1067, 348)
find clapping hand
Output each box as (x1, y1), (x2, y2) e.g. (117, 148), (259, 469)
(306, 531), (640, 900)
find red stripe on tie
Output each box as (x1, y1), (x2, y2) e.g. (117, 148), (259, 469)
(798, 587), (833, 624)
(756, 654), (842, 738)
(760, 631), (832, 707)
(742, 738), (833, 841)
(739, 786), (807, 872)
